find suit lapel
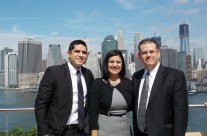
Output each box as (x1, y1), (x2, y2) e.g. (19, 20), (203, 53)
(81, 67), (89, 90)
(134, 70), (145, 111)
(148, 65), (165, 106)
(63, 63), (73, 104)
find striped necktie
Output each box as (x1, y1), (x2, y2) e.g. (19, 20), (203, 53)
(137, 72), (150, 132)
(77, 70), (85, 129)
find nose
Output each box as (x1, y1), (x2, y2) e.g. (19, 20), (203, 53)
(146, 51), (151, 57)
(112, 62), (118, 66)
(78, 51), (85, 57)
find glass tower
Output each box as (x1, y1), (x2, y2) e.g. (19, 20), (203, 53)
(18, 38), (42, 88)
(4, 52), (18, 87)
(0, 47), (13, 71)
(117, 30), (123, 49)
(47, 44), (63, 67)
(179, 22), (190, 55)
(101, 35), (118, 62)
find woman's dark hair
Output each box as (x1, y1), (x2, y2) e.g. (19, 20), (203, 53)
(102, 49), (126, 85)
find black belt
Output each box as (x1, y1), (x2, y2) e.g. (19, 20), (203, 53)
(100, 112), (127, 117)
(65, 124), (79, 129)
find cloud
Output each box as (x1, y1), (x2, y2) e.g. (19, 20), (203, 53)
(139, 6), (164, 15)
(116, 0), (135, 9)
(193, 0), (207, 5)
(50, 32), (59, 36)
(0, 17), (36, 20)
(173, 8), (200, 16)
(68, 11), (101, 24)
(11, 25), (26, 34)
(173, 0), (189, 4)
(0, 30), (103, 60)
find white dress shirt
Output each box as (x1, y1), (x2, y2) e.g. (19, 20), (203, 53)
(66, 62), (87, 125)
(137, 63), (160, 109)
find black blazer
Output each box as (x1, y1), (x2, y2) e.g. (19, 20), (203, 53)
(35, 63), (94, 136)
(132, 65), (188, 136)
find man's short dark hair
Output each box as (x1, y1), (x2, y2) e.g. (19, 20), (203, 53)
(138, 38), (159, 51)
(68, 40), (87, 51)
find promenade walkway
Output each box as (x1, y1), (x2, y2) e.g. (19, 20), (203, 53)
(186, 132), (207, 136)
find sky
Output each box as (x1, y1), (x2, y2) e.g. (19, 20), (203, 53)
(0, 0), (207, 59)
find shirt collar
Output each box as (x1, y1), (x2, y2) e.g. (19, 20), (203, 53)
(144, 62), (160, 77)
(68, 62), (82, 76)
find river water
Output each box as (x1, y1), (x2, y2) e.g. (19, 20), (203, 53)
(0, 89), (206, 132)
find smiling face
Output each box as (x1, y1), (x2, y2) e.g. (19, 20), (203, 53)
(108, 55), (122, 76)
(138, 42), (160, 71)
(67, 44), (87, 69)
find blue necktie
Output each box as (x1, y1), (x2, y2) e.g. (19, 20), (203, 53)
(137, 72), (149, 132)
(77, 70), (85, 129)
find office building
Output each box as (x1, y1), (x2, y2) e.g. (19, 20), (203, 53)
(134, 32), (144, 71)
(178, 51), (187, 76)
(18, 38), (42, 88)
(0, 47), (13, 71)
(117, 30), (123, 49)
(4, 52), (18, 88)
(151, 34), (161, 48)
(186, 55), (192, 80)
(160, 46), (177, 69)
(179, 22), (190, 55)
(101, 35), (118, 62)
(47, 44), (63, 67)
(193, 48), (205, 69)
(84, 51), (101, 78)
(0, 70), (4, 87)
(120, 49), (129, 67)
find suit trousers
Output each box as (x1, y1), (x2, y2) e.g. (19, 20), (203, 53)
(61, 125), (86, 136)
(136, 128), (148, 136)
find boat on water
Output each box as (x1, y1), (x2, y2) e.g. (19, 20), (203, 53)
(188, 89), (198, 95)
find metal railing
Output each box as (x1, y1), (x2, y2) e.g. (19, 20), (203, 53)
(0, 105), (206, 136)
(0, 103), (207, 112)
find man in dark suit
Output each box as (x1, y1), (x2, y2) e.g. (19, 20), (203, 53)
(132, 38), (188, 136)
(35, 40), (94, 136)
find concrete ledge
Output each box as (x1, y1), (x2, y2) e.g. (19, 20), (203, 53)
(186, 132), (207, 136)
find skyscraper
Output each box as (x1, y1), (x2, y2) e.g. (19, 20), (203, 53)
(134, 32), (143, 53)
(84, 51), (101, 78)
(101, 35), (118, 61)
(151, 34), (161, 48)
(4, 52), (18, 88)
(117, 30), (123, 49)
(178, 51), (187, 76)
(193, 48), (205, 69)
(160, 46), (177, 69)
(47, 44), (63, 67)
(18, 38), (42, 88)
(179, 22), (190, 55)
(0, 47), (13, 71)
(186, 55), (192, 80)
(134, 32), (144, 71)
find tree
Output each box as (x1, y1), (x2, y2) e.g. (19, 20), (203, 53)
(10, 126), (24, 136)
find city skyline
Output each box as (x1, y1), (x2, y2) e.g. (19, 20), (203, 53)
(0, 0), (207, 59)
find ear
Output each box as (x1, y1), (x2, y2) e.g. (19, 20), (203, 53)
(67, 51), (71, 58)
(157, 49), (161, 58)
(138, 52), (141, 60)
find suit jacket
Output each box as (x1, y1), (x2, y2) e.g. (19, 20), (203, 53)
(132, 64), (188, 136)
(35, 63), (94, 136)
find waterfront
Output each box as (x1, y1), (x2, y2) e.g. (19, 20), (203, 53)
(0, 89), (37, 131)
(0, 89), (207, 132)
